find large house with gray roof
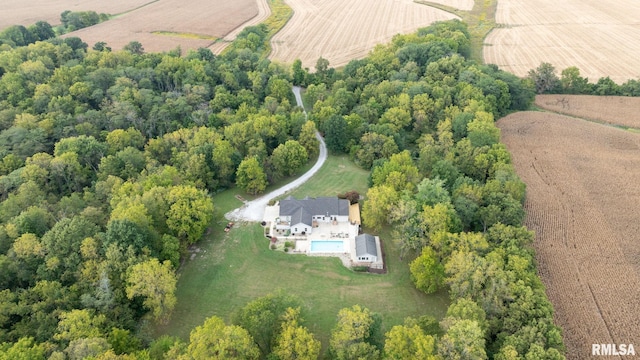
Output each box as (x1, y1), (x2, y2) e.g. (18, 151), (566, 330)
(276, 196), (352, 235)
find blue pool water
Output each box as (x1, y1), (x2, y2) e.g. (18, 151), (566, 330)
(310, 240), (345, 252)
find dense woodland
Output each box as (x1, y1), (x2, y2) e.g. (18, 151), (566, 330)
(0, 19), (568, 359)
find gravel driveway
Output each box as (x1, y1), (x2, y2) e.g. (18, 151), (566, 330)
(225, 86), (327, 222)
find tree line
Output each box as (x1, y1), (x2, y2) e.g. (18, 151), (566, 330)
(528, 62), (640, 95)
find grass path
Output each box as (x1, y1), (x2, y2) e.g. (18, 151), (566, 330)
(415, 0), (498, 63)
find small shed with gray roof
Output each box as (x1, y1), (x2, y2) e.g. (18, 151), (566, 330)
(355, 234), (378, 262)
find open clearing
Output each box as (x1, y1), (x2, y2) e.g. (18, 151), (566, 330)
(497, 109), (640, 359)
(484, 0), (640, 83)
(535, 94), (640, 129)
(154, 155), (448, 344)
(63, 0), (259, 53)
(269, 0), (458, 70)
(1, 0), (152, 29)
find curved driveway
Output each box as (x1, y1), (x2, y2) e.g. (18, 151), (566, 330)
(225, 86), (327, 222)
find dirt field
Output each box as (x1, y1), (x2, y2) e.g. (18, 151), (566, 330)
(209, 0), (271, 55)
(535, 95), (640, 130)
(484, 0), (640, 84)
(63, 0), (258, 53)
(1, 0), (152, 29)
(498, 110), (640, 359)
(269, 0), (458, 70)
(422, 0), (474, 11)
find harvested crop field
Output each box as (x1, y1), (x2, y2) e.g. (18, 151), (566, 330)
(1, 0), (151, 29)
(419, 0), (474, 11)
(535, 94), (640, 129)
(498, 111), (640, 359)
(269, 0), (458, 70)
(64, 0), (259, 53)
(484, 0), (640, 84)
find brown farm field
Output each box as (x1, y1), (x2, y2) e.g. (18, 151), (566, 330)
(63, 0), (260, 53)
(1, 0), (152, 29)
(497, 108), (640, 359)
(535, 94), (640, 130)
(269, 0), (458, 70)
(484, 0), (640, 83)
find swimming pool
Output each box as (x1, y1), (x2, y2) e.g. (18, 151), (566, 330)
(310, 240), (345, 252)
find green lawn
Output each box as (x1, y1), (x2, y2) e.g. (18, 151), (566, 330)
(153, 155), (449, 347)
(280, 155), (370, 200)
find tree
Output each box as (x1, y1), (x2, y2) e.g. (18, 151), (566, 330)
(291, 59), (306, 86)
(527, 63), (559, 94)
(560, 66), (590, 94)
(298, 121), (319, 158)
(441, 298), (488, 335)
(54, 309), (106, 344)
(233, 293), (299, 356)
(437, 320), (487, 360)
(0, 337), (46, 360)
(105, 128), (145, 154)
(123, 41), (144, 55)
(410, 246), (445, 294)
(362, 185), (399, 230)
(467, 112), (499, 148)
(28, 21), (55, 41)
(329, 305), (381, 360)
(236, 157), (268, 195)
(323, 114), (349, 153)
(384, 324), (437, 360)
(64, 337), (111, 360)
(126, 259), (177, 322)
(272, 307), (321, 360)
(355, 132), (399, 169)
(181, 316), (259, 360)
(166, 185), (214, 245)
(270, 140), (308, 177)
(371, 151), (420, 191)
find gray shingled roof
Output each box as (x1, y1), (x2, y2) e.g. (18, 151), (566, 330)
(355, 234), (377, 257)
(279, 196), (350, 226)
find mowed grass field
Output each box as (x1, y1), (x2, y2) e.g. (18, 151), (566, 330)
(153, 155), (449, 345)
(484, 0), (640, 83)
(498, 106), (640, 359)
(280, 155), (370, 199)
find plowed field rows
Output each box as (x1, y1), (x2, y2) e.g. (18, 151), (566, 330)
(498, 111), (640, 359)
(484, 0), (640, 83)
(535, 94), (640, 129)
(2, 0), (151, 29)
(64, 0), (258, 53)
(269, 0), (457, 70)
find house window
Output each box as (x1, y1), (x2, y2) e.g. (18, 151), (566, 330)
(294, 228), (297, 232)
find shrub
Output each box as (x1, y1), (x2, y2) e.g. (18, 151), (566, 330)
(270, 244), (277, 250)
(284, 241), (294, 248)
(352, 266), (369, 272)
(284, 247), (289, 252)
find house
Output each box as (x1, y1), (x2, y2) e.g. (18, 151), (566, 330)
(276, 196), (351, 236)
(355, 234), (378, 262)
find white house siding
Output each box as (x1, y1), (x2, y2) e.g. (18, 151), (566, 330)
(291, 222), (311, 235)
